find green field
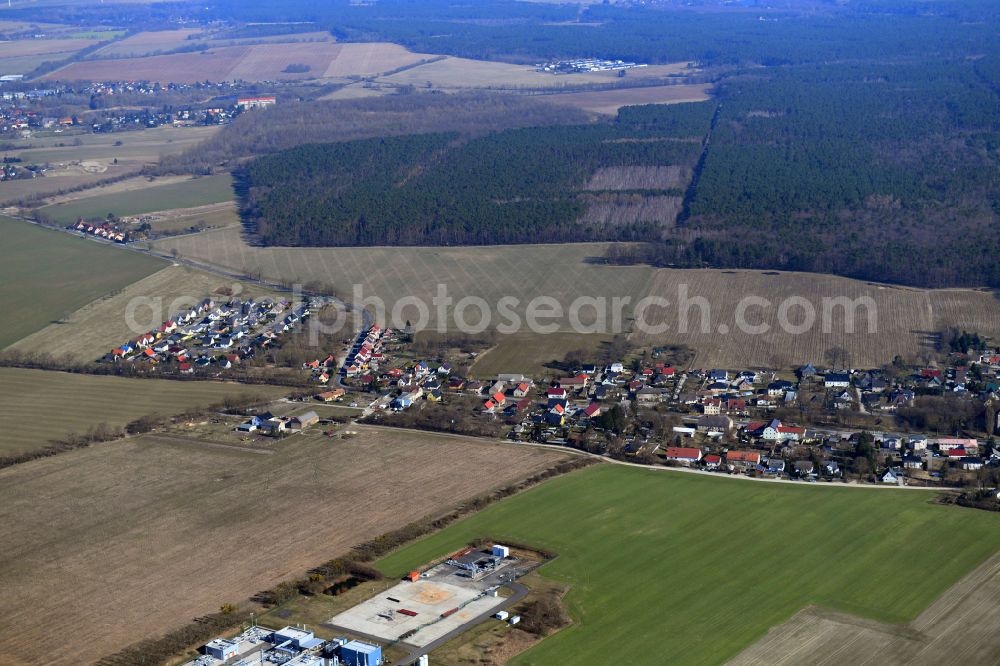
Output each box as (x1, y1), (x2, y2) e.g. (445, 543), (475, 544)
(37, 173), (235, 224)
(0, 216), (164, 349)
(0, 367), (291, 458)
(376, 465), (1000, 665)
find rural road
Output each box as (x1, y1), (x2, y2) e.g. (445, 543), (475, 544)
(357, 424), (962, 491)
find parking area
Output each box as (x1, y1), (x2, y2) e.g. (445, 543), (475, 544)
(329, 550), (528, 648)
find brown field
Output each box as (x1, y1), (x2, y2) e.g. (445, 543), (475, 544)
(585, 165), (690, 190)
(541, 83), (713, 114)
(0, 170), (135, 205)
(152, 228), (1000, 369)
(378, 57), (695, 90)
(632, 268), (1000, 368)
(727, 550), (1000, 665)
(45, 42), (430, 83)
(0, 425), (569, 665)
(9, 263), (271, 362)
(93, 28), (204, 57)
(0, 37), (96, 58)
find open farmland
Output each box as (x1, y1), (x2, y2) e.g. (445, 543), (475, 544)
(374, 464), (1000, 665)
(92, 28), (205, 57)
(541, 83), (713, 115)
(0, 425), (570, 664)
(377, 57), (694, 90)
(43, 42), (432, 83)
(0, 367), (291, 458)
(9, 263), (271, 362)
(152, 228), (1000, 368)
(0, 216), (163, 349)
(0, 37), (97, 58)
(728, 550), (1000, 665)
(36, 172), (234, 223)
(631, 268), (1000, 368)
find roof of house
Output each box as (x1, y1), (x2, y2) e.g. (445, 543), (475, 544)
(664, 447), (702, 459)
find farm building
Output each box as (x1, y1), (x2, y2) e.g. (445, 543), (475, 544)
(663, 447), (703, 464)
(289, 411), (320, 430)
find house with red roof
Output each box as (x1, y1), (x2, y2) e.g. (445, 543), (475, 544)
(663, 447), (703, 464)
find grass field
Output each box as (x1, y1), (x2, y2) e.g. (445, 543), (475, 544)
(0, 425), (569, 664)
(153, 228), (1000, 368)
(44, 41), (430, 83)
(375, 464), (1000, 665)
(9, 263), (272, 362)
(0, 216), (164, 349)
(0, 367), (291, 458)
(36, 173), (234, 223)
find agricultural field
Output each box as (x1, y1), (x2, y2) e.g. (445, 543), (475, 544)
(541, 83), (713, 115)
(92, 28), (205, 57)
(43, 41), (432, 83)
(36, 172), (234, 223)
(9, 263), (272, 363)
(631, 268), (1000, 369)
(375, 464), (1000, 665)
(0, 216), (164, 349)
(729, 551), (1000, 665)
(470, 331), (614, 380)
(377, 57), (694, 90)
(0, 425), (570, 664)
(0, 367), (291, 458)
(4, 124), (221, 193)
(0, 37), (96, 58)
(152, 228), (1000, 368)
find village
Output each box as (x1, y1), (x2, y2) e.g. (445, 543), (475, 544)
(101, 293), (324, 375)
(342, 325), (1000, 490)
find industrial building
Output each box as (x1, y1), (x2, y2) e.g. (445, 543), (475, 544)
(336, 639), (382, 666)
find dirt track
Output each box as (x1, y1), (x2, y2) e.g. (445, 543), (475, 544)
(727, 549), (1000, 665)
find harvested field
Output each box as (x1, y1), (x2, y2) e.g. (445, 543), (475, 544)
(0, 37), (96, 58)
(29, 173), (192, 207)
(152, 227), (654, 332)
(584, 165), (689, 191)
(45, 42), (430, 83)
(9, 124), (220, 166)
(0, 425), (569, 664)
(319, 82), (393, 101)
(0, 367), (290, 457)
(36, 173), (234, 223)
(727, 550), (1000, 665)
(9, 263), (272, 362)
(535, 83), (713, 114)
(631, 269), (1000, 368)
(93, 28), (204, 57)
(154, 229), (1000, 368)
(0, 216), (164, 349)
(378, 57), (694, 90)
(378, 464), (1000, 664)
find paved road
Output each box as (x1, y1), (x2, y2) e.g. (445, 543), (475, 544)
(358, 423), (962, 491)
